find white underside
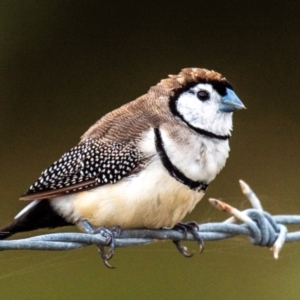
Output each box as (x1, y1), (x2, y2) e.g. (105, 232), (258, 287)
(50, 128), (229, 230)
(52, 160), (204, 229)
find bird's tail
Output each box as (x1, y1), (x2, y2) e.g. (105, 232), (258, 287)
(0, 200), (72, 240)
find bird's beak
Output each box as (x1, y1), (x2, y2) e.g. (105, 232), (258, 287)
(219, 88), (246, 112)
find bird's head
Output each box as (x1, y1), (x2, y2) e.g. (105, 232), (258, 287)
(157, 68), (245, 138)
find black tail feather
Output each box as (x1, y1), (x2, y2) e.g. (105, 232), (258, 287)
(0, 200), (73, 240)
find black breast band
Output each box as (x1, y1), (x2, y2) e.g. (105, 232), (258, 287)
(154, 128), (208, 192)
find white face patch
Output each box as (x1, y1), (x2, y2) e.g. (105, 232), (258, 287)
(175, 83), (233, 136)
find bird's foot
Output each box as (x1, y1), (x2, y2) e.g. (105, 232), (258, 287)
(172, 221), (203, 257)
(81, 220), (121, 269)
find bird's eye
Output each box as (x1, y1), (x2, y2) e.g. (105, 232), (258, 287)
(197, 90), (210, 101)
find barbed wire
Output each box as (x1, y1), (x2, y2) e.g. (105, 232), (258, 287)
(1, 180), (300, 266)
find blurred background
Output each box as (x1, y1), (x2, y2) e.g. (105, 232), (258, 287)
(1, 1), (300, 299)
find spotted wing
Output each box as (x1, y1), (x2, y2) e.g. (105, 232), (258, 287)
(21, 139), (139, 200)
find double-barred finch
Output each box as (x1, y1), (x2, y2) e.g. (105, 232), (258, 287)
(1, 68), (245, 265)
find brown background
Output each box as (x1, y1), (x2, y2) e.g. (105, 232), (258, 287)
(1, 1), (300, 299)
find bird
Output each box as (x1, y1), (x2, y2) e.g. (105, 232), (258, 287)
(0, 68), (245, 267)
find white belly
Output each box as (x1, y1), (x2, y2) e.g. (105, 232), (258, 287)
(51, 160), (204, 229)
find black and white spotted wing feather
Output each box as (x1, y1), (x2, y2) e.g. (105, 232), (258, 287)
(21, 139), (139, 200)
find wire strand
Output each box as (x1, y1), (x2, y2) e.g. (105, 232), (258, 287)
(0, 180), (295, 260)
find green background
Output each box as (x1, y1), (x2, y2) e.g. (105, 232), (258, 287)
(1, 1), (300, 299)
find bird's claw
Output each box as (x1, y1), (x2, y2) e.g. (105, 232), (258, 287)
(172, 221), (204, 256)
(94, 227), (116, 268)
(97, 245), (115, 269)
(81, 220), (120, 268)
(173, 240), (193, 257)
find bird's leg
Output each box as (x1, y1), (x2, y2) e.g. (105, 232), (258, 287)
(81, 220), (121, 269)
(172, 221), (204, 257)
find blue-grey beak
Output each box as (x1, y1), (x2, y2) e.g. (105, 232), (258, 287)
(219, 88), (245, 112)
